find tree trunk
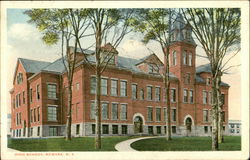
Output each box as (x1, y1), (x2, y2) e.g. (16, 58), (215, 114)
(164, 47), (171, 141)
(66, 82), (72, 140)
(216, 74), (224, 143)
(211, 77), (218, 150)
(95, 71), (101, 149)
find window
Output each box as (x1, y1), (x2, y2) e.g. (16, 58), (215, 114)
(47, 84), (57, 99)
(183, 89), (188, 103)
(102, 125), (109, 134)
(222, 111), (225, 122)
(22, 91), (25, 104)
(16, 113), (18, 125)
(157, 126), (161, 134)
(147, 107), (153, 121)
(101, 103), (109, 120)
(140, 89), (144, 100)
(23, 124), (26, 136)
(48, 106), (57, 121)
(111, 103), (118, 120)
(101, 53), (115, 64)
(221, 94), (225, 105)
(75, 103), (79, 120)
(203, 91), (208, 104)
(183, 51), (187, 65)
(36, 84), (40, 100)
(164, 126), (166, 134)
(30, 109), (33, 123)
(204, 126), (208, 133)
(164, 108), (167, 121)
(230, 124), (235, 128)
(90, 77), (96, 94)
(76, 124), (80, 135)
(120, 104), (127, 120)
(149, 64), (159, 73)
(237, 124), (240, 128)
(17, 73), (23, 84)
(149, 65), (153, 73)
(171, 109), (176, 122)
(148, 126), (153, 134)
(30, 128), (33, 137)
(189, 90), (194, 103)
(101, 78), (108, 95)
(37, 127), (40, 136)
(112, 125), (118, 134)
(203, 110), (208, 122)
(33, 108), (36, 122)
(120, 81), (127, 96)
(156, 108), (161, 121)
(185, 73), (191, 84)
(12, 98), (15, 109)
(155, 87), (161, 101)
(111, 80), (118, 96)
(132, 84), (137, 100)
(16, 94), (21, 107)
(38, 107), (40, 122)
(122, 125), (127, 134)
(172, 51), (177, 66)
(188, 54), (192, 66)
(236, 129), (240, 133)
(90, 102), (96, 120)
(209, 91), (212, 105)
(92, 124), (96, 134)
(147, 86), (153, 100)
(172, 126), (176, 133)
(206, 78), (211, 85)
(171, 89), (176, 102)
(76, 83), (80, 90)
(30, 88), (33, 103)
(49, 126), (58, 136)
(230, 129), (235, 133)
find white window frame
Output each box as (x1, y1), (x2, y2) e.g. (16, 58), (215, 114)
(47, 104), (58, 122)
(47, 83), (57, 100)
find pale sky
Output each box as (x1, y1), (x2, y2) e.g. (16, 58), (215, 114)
(4, 8), (241, 120)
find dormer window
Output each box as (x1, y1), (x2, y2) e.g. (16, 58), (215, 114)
(101, 53), (115, 65)
(17, 73), (23, 84)
(206, 78), (211, 85)
(148, 64), (159, 74)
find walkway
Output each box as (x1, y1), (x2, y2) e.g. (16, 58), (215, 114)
(115, 136), (156, 152)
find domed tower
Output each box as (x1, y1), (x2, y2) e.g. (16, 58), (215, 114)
(166, 13), (197, 132)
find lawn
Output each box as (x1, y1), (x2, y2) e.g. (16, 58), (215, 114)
(8, 136), (137, 151)
(131, 136), (241, 151)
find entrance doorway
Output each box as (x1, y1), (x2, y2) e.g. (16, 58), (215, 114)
(134, 116), (143, 134)
(185, 117), (192, 136)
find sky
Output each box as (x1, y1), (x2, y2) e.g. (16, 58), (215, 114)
(4, 8), (241, 120)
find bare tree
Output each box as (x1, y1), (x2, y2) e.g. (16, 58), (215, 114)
(182, 8), (240, 150)
(129, 8), (173, 140)
(25, 9), (91, 140)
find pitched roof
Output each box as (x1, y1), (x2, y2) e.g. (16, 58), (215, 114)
(19, 58), (51, 73)
(195, 64), (230, 87)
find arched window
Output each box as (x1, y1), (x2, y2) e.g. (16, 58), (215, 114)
(183, 51), (187, 65)
(172, 51), (177, 66)
(188, 53), (192, 66)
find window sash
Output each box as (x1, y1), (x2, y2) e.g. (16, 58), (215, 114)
(172, 109), (176, 121)
(111, 80), (118, 96)
(47, 84), (57, 99)
(90, 77), (96, 94)
(48, 106), (57, 121)
(155, 87), (160, 101)
(120, 81), (127, 96)
(171, 89), (176, 102)
(188, 54), (192, 66)
(101, 103), (108, 120)
(120, 104), (127, 120)
(147, 107), (153, 121)
(90, 102), (96, 120)
(132, 84), (137, 99)
(147, 86), (152, 100)
(156, 108), (161, 121)
(203, 91), (208, 104)
(164, 108), (167, 121)
(101, 78), (108, 95)
(111, 104), (118, 120)
(183, 89), (188, 102)
(189, 90), (193, 103)
(203, 110), (208, 122)
(172, 51), (177, 66)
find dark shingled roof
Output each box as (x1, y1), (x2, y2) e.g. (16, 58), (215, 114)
(19, 58), (51, 73)
(195, 64), (230, 87)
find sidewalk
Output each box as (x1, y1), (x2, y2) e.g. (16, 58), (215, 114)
(7, 148), (21, 152)
(115, 136), (156, 152)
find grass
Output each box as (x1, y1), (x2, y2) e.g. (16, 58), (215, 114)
(131, 136), (241, 151)
(8, 136), (138, 151)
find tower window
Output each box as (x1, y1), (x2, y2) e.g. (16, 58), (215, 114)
(188, 54), (192, 66)
(172, 51), (177, 66)
(183, 51), (187, 65)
